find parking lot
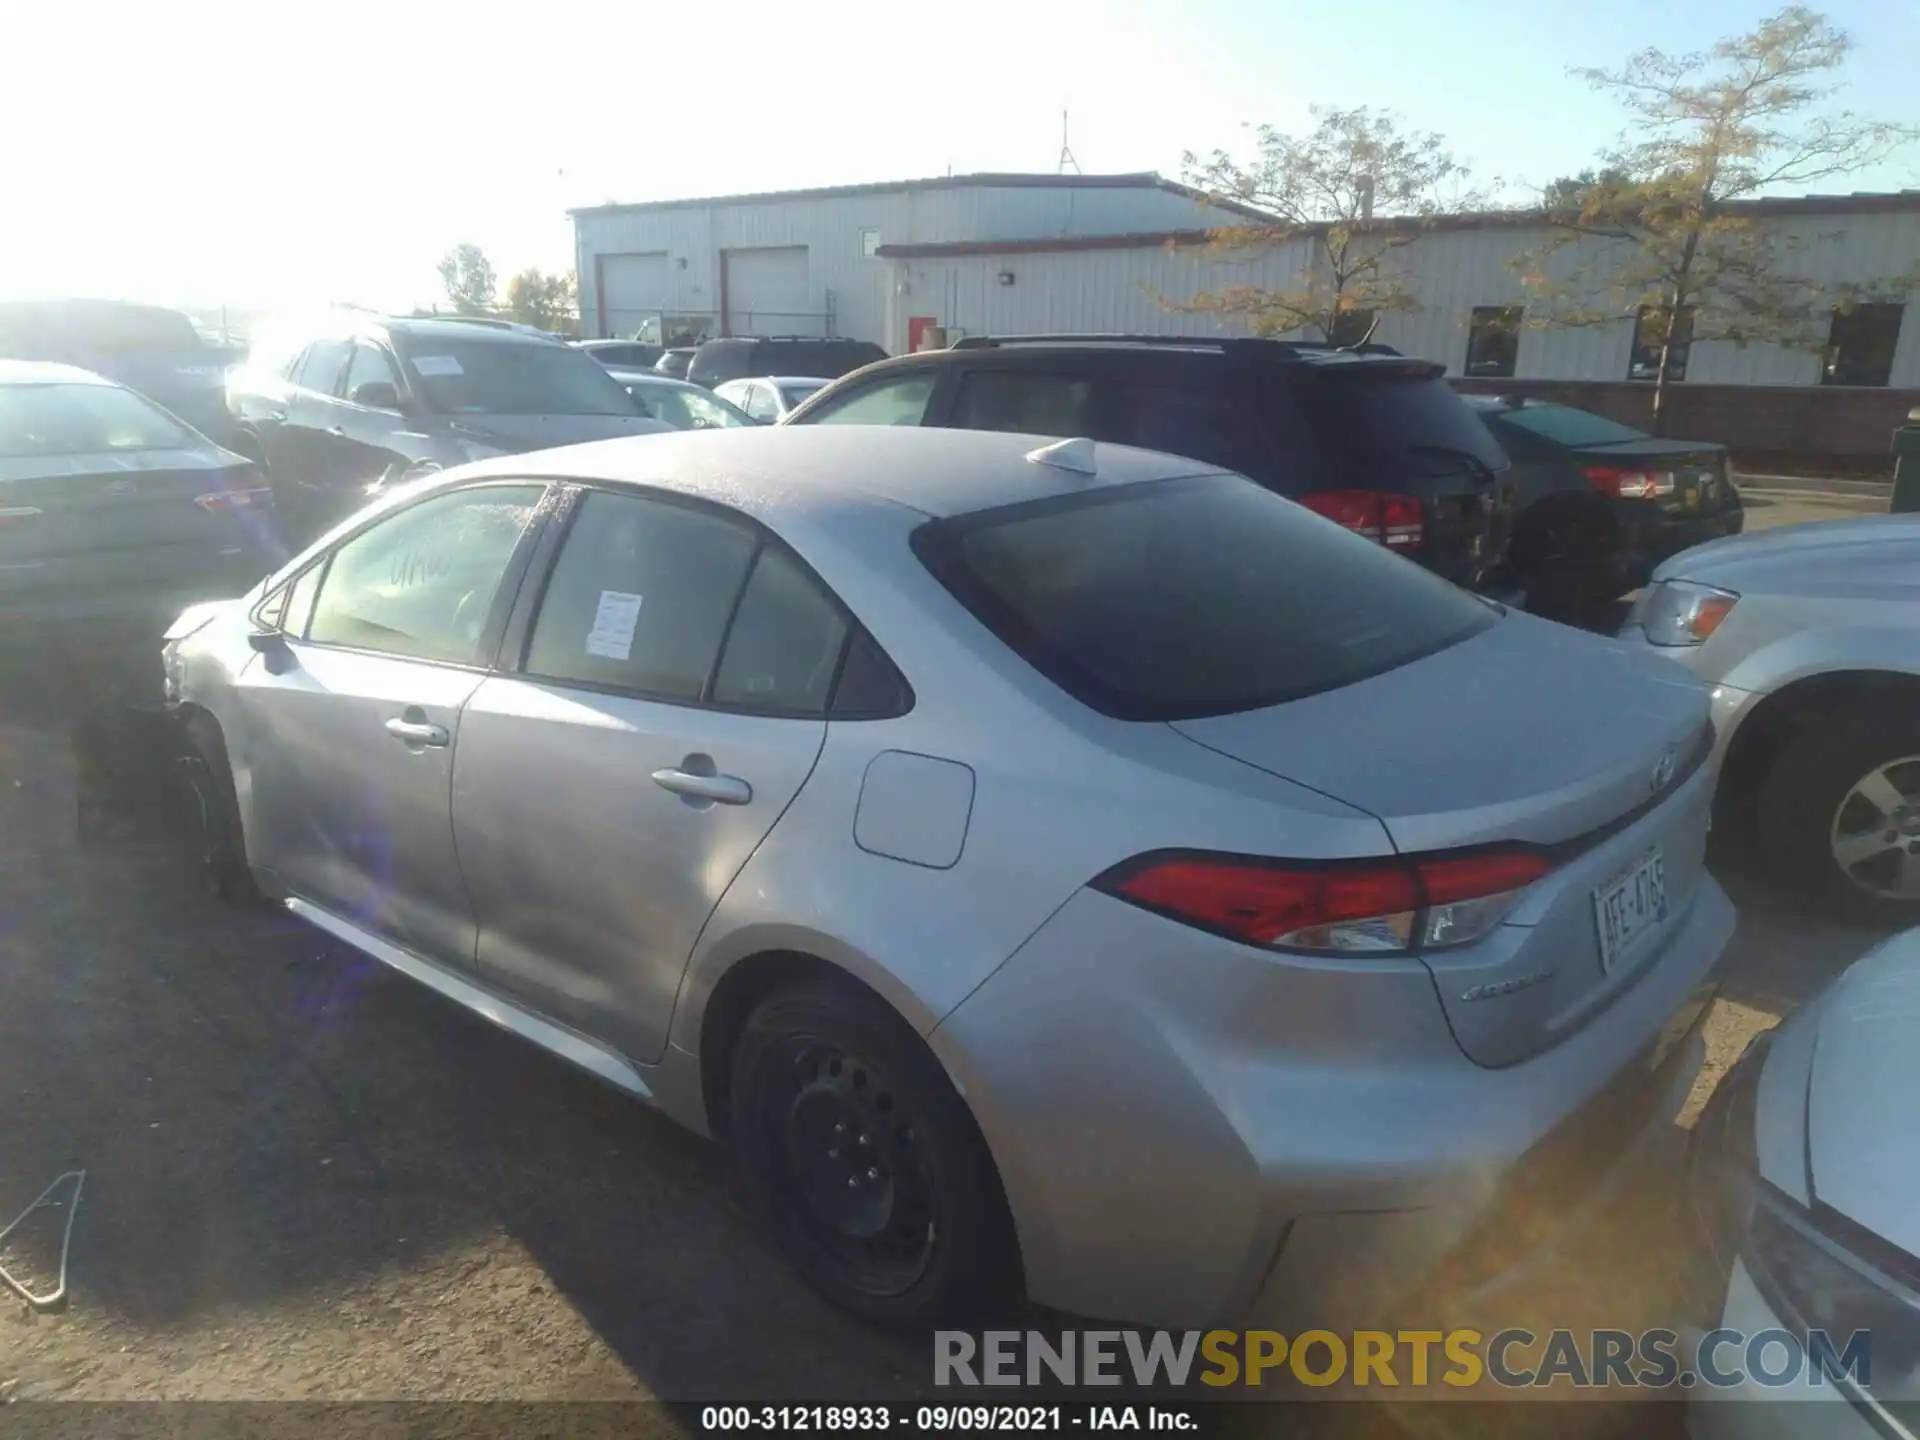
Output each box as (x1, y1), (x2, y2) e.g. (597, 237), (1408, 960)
(0, 486), (1892, 1421)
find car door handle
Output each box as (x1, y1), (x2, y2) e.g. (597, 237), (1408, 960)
(385, 717), (449, 748)
(651, 767), (752, 805)
(329, 425), (347, 436)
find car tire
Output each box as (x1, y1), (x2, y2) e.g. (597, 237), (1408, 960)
(179, 715), (267, 909)
(730, 977), (1021, 1327)
(1756, 711), (1920, 926)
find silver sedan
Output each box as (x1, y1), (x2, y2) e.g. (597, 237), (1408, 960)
(164, 426), (1734, 1326)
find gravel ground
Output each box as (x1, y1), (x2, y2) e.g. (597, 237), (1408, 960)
(0, 489), (1892, 1434)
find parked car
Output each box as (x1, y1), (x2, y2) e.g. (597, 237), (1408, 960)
(1689, 930), (1920, 1438)
(687, 336), (887, 390)
(0, 360), (273, 651)
(653, 347), (698, 380)
(577, 339), (664, 370)
(166, 425), (1732, 1327)
(608, 371), (754, 429)
(0, 298), (239, 446)
(1620, 514), (1920, 925)
(785, 335), (1520, 593)
(225, 315), (667, 546)
(714, 376), (829, 423)
(1462, 395), (1744, 611)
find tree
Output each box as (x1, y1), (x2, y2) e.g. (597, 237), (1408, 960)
(505, 268), (577, 333)
(436, 243), (498, 315)
(1517, 7), (1917, 431)
(1175, 106), (1481, 343)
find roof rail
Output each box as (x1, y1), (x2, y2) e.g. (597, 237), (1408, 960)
(948, 333), (1401, 357)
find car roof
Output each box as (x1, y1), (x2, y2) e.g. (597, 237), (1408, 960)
(376, 317), (556, 346)
(827, 342), (1430, 388)
(765, 376), (830, 386)
(0, 358), (116, 386)
(459, 424), (1220, 525)
(608, 369), (697, 388)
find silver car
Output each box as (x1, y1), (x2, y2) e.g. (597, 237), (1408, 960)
(163, 426), (1734, 1326)
(1620, 515), (1920, 926)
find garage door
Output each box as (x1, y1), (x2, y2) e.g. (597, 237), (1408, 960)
(723, 247), (815, 336)
(598, 252), (671, 337)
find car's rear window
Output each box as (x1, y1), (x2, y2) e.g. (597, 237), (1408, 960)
(1296, 369), (1508, 478)
(1498, 403), (1649, 448)
(0, 382), (197, 458)
(914, 473), (1498, 721)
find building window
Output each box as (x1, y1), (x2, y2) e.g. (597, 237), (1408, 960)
(1464, 306), (1522, 378)
(1824, 303), (1904, 388)
(859, 228), (881, 259)
(1327, 308), (1378, 348)
(1628, 305), (1693, 382)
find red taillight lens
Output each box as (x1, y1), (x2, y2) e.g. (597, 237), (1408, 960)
(194, 486), (274, 513)
(1298, 491), (1425, 551)
(1099, 848), (1554, 954)
(1581, 466), (1674, 500)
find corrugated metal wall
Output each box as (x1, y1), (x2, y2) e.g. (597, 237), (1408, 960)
(575, 182), (1229, 343)
(890, 209), (1920, 388)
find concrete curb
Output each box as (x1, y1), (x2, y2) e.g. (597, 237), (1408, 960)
(1734, 472), (1893, 498)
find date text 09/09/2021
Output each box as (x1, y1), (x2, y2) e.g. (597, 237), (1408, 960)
(699, 1406), (1199, 1433)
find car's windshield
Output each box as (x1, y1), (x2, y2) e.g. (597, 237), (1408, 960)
(777, 381), (826, 408)
(396, 338), (639, 417)
(1498, 403), (1651, 448)
(629, 380), (752, 429)
(0, 382), (198, 457)
(917, 472), (1497, 720)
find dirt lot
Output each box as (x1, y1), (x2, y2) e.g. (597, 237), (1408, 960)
(0, 489), (1892, 1430)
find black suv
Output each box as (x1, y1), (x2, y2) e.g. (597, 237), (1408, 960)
(784, 335), (1519, 593)
(228, 315), (666, 545)
(687, 335), (888, 390)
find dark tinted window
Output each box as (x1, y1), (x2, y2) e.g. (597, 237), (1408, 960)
(1465, 306), (1523, 378)
(1497, 403), (1647, 448)
(917, 473), (1496, 721)
(1301, 369), (1507, 477)
(831, 630), (913, 718)
(525, 490), (757, 699)
(0, 383), (195, 457)
(1111, 379), (1256, 471)
(951, 370), (1093, 437)
(762, 340), (886, 378)
(396, 338), (636, 416)
(307, 485), (542, 663)
(711, 546), (849, 714)
(296, 340), (352, 394)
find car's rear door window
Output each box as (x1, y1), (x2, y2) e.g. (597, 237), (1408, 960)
(523, 490), (758, 700)
(915, 473), (1497, 721)
(711, 546), (850, 714)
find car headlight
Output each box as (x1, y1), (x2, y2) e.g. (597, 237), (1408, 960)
(1635, 579), (1739, 647)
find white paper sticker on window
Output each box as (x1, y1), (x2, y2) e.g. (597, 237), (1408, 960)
(412, 354), (464, 376)
(585, 590), (644, 660)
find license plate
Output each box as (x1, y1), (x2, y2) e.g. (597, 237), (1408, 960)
(1680, 485), (1699, 510)
(1594, 849), (1667, 973)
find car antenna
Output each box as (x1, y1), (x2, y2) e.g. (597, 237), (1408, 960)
(1026, 437), (1097, 475)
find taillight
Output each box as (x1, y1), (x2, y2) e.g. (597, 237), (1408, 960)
(1298, 490), (1425, 550)
(1096, 848), (1555, 955)
(194, 486), (274, 513)
(1581, 466), (1674, 500)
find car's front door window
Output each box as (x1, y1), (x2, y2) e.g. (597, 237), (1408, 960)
(306, 484), (544, 664)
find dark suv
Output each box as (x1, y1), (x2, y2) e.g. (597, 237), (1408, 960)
(228, 315), (666, 545)
(784, 335), (1518, 593)
(687, 336), (888, 390)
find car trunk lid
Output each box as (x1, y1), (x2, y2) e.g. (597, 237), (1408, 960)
(1170, 612), (1718, 1066)
(1572, 438), (1735, 517)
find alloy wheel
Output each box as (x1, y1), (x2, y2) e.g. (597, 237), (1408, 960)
(1828, 755), (1920, 900)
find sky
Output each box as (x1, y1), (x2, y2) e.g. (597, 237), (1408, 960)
(3, 0), (1914, 315)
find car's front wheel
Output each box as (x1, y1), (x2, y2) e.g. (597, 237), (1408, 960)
(1757, 711), (1920, 926)
(179, 715), (266, 909)
(729, 977), (1020, 1326)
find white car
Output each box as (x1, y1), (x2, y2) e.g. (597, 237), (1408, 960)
(1690, 930), (1920, 1438)
(714, 375), (829, 423)
(1621, 515), (1920, 924)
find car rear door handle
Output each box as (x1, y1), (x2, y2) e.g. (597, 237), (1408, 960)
(385, 717), (449, 748)
(651, 767), (752, 805)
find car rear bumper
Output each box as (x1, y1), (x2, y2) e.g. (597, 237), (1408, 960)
(930, 872), (1734, 1327)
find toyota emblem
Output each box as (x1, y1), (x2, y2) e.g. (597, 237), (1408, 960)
(1650, 744), (1679, 793)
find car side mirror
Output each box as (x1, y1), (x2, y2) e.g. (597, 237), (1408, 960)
(350, 381), (401, 411)
(248, 627), (294, 673)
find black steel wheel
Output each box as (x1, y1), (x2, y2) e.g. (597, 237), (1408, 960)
(731, 977), (1019, 1326)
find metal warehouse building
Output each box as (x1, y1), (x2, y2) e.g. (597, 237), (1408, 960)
(575, 177), (1919, 459)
